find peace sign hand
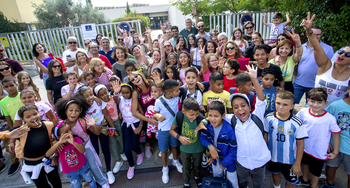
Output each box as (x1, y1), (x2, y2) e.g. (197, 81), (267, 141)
(139, 33), (145, 44)
(300, 12), (316, 31)
(286, 29), (301, 44)
(198, 45), (205, 57)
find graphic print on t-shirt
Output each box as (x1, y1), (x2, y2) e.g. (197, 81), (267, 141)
(318, 79), (348, 97)
(337, 111), (350, 134)
(65, 150), (79, 167)
(86, 109), (99, 122)
(181, 121), (197, 143)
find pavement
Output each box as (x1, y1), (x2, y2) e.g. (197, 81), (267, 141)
(0, 64), (348, 188)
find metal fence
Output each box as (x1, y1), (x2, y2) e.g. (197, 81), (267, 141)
(209, 11), (277, 41)
(0, 20), (142, 63)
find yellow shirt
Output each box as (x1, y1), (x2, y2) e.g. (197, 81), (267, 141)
(203, 90), (232, 115)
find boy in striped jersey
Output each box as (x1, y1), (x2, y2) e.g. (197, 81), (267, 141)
(264, 90), (308, 188)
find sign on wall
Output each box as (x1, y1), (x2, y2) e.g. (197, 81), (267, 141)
(81, 24), (97, 42)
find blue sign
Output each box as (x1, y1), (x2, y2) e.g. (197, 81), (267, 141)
(117, 22), (132, 34)
(85, 25), (92, 31)
(240, 14), (253, 26)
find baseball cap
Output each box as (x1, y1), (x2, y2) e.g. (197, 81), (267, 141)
(229, 93), (250, 107)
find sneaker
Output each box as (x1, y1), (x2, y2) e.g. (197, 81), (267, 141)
(320, 173), (327, 179)
(112, 161), (123, 173)
(184, 185), (190, 188)
(0, 163), (6, 174)
(168, 152), (173, 160)
(162, 167), (169, 184)
(145, 146), (152, 158)
(158, 151), (162, 157)
(8, 162), (20, 176)
(194, 177), (202, 188)
(136, 152), (144, 165)
(102, 183), (110, 188)
(0, 157), (5, 163)
(318, 181), (335, 188)
(120, 153), (127, 161)
(106, 171), (115, 184)
(201, 153), (208, 168)
(127, 166), (135, 179)
(172, 160), (183, 173)
(297, 176), (311, 186)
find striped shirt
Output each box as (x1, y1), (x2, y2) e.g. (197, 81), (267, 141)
(94, 68), (114, 91)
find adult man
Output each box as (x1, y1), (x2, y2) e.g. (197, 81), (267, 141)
(116, 35), (124, 47)
(179, 7), (199, 39)
(169, 26), (180, 48)
(99, 37), (116, 65)
(127, 28), (136, 49)
(0, 44), (23, 73)
(89, 42), (112, 69)
(62, 36), (86, 72)
(293, 26), (334, 104)
(195, 22), (210, 41)
(243, 21), (254, 44)
(218, 33), (228, 47)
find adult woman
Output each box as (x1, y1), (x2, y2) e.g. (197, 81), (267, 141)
(268, 31), (302, 93)
(244, 32), (272, 64)
(132, 34), (149, 54)
(222, 41), (243, 59)
(268, 33), (291, 60)
(74, 51), (90, 82)
(112, 46), (131, 80)
(302, 13), (350, 104)
(163, 41), (175, 57)
(187, 34), (196, 52)
(231, 28), (248, 54)
(32, 43), (66, 87)
(95, 34), (103, 50)
(129, 71), (158, 158)
(46, 60), (68, 105)
(205, 40), (220, 57)
(84, 39), (92, 57)
(175, 35), (190, 54)
(131, 37), (150, 76)
(210, 30), (219, 43)
(90, 58), (114, 91)
(0, 61), (17, 81)
(191, 36), (207, 70)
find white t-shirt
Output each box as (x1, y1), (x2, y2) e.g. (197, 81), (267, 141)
(61, 84), (81, 96)
(185, 89), (203, 106)
(296, 108), (341, 160)
(15, 101), (52, 122)
(86, 101), (107, 126)
(234, 40), (247, 54)
(155, 95), (179, 131)
(119, 96), (140, 128)
(62, 48), (86, 72)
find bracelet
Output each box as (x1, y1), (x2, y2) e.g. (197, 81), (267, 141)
(176, 134), (180, 140)
(296, 45), (302, 48)
(201, 119), (208, 126)
(208, 144), (212, 149)
(0, 133), (8, 140)
(306, 31), (313, 36)
(70, 89), (74, 91)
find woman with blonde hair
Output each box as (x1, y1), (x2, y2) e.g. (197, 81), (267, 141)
(89, 58), (114, 91)
(222, 41), (243, 59)
(75, 51), (90, 82)
(231, 28), (248, 54)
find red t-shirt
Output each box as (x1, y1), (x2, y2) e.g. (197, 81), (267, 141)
(89, 54), (112, 69)
(223, 76), (236, 92)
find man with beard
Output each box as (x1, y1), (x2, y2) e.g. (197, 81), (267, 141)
(89, 42), (112, 69)
(243, 21), (255, 45)
(195, 22), (211, 41)
(0, 44), (23, 73)
(169, 26), (180, 48)
(179, 7), (199, 39)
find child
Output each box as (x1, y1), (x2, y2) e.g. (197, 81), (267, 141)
(203, 72), (232, 115)
(180, 67), (205, 112)
(83, 71), (97, 90)
(95, 83), (127, 174)
(166, 52), (177, 67)
(17, 71), (41, 101)
(170, 97), (205, 188)
(46, 122), (97, 188)
(323, 80), (350, 188)
(260, 68), (277, 116)
(200, 51), (222, 82)
(76, 85), (116, 184)
(231, 28), (248, 54)
(13, 104), (61, 187)
(264, 90), (308, 188)
(178, 51), (192, 84)
(226, 65), (270, 188)
(119, 83), (144, 179)
(153, 79), (183, 184)
(223, 59), (240, 92)
(296, 88), (341, 188)
(263, 12), (291, 44)
(230, 73), (257, 112)
(55, 96), (110, 188)
(164, 65), (183, 86)
(146, 85), (162, 140)
(90, 58), (114, 91)
(62, 71), (82, 98)
(14, 89), (58, 127)
(123, 60), (136, 83)
(0, 77), (23, 175)
(200, 101), (239, 187)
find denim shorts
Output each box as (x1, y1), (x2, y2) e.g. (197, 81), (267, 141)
(326, 152), (350, 175)
(158, 130), (178, 152)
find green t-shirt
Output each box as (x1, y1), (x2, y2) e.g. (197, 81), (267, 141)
(0, 93), (24, 123)
(269, 56), (297, 82)
(172, 112), (205, 154)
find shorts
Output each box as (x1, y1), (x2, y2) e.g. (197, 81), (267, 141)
(301, 152), (325, 177)
(266, 161), (298, 184)
(158, 130), (179, 152)
(326, 152), (350, 175)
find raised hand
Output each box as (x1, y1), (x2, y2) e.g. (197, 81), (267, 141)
(286, 12), (290, 17)
(151, 71), (163, 85)
(6, 126), (30, 139)
(300, 12), (316, 31)
(65, 134), (74, 144)
(85, 116), (96, 127)
(198, 45), (205, 56)
(139, 33), (145, 44)
(145, 27), (152, 35)
(118, 27), (124, 34)
(286, 29), (301, 44)
(191, 7), (197, 15)
(158, 35), (164, 46)
(262, 13), (266, 16)
(59, 134), (69, 144)
(245, 65), (257, 79)
(110, 79), (121, 94)
(218, 57), (225, 69)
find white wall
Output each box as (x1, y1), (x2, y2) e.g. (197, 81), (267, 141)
(168, 6), (191, 31)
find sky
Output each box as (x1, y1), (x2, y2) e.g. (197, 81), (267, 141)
(90, 0), (170, 6)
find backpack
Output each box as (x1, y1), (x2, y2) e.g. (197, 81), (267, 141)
(230, 114), (264, 136)
(175, 111), (204, 135)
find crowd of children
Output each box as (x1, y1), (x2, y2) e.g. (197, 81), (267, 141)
(0, 11), (349, 188)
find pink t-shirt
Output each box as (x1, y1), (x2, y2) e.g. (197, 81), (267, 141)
(95, 69), (114, 90)
(58, 137), (86, 174)
(106, 99), (118, 121)
(71, 118), (90, 143)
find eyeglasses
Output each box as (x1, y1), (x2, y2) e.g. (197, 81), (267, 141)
(283, 28), (292, 32)
(130, 31), (135, 33)
(223, 66), (231, 69)
(89, 47), (99, 49)
(210, 33), (218, 36)
(84, 43), (90, 45)
(277, 38), (286, 41)
(164, 45), (172, 48)
(226, 46), (235, 50)
(130, 74), (139, 82)
(314, 34), (322, 37)
(245, 26), (254, 29)
(0, 49), (5, 52)
(68, 42), (77, 44)
(0, 67), (10, 72)
(53, 65), (61, 68)
(209, 60), (218, 63)
(117, 38), (124, 41)
(186, 22), (192, 24)
(338, 50), (350, 58)
(198, 25), (205, 28)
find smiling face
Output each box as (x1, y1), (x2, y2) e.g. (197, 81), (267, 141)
(121, 87), (132, 99)
(336, 46), (350, 66)
(218, 35), (227, 46)
(208, 109), (224, 127)
(35, 44), (45, 54)
(183, 109), (199, 123)
(77, 52), (87, 64)
(273, 18), (282, 25)
(245, 23), (254, 34)
(151, 85), (162, 99)
(66, 75), (78, 85)
(179, 53), (189, 68)
(116, 49), (125, 60)
(58, 124), (73, 138)
(153, 41), (160, 48)
(275, 97), (294, 117)
(82, 89), (95, 105)
(185, 71), (197, 89)
(101, 39), (110, 49)
(93, 61), (104, 73)
(152, 51), (160, 63)
(307, 98), (328, 114)
(197, 39), (204, 48)
(117, 36), (124, 46)
(277, 35), (287, 44)
(0, 64), (11, 77)
(89, 43), (99, 54)
(278, 44), (292, 57)
(132, 46), (141, 57)
(209, 56), (218, 69)
(232, 97), (251, 122)
(125, 66), (136, 75)
(252, 34), (262, 45)
(253, 49), (267, 65)
(207, 42), (215, 53)
(166, 68), (174, 79)
(97, 88), (110, 102)
(179, 38), (185, 46)
(21, 109), (41, 128)
(21, 92), (36, 105)
(188, 37), (195, 46)
(21, 74), (31, 85)
(167, 54), (177, 66)
(51, 62), (62, 74)
(225, 43), (237, 57)
(234, 30), (242, 40)
(84, 75), (95, 87)
(130, 73), (143, 86)
(68, 38), (78, 50)
(65, 103), (82, 123)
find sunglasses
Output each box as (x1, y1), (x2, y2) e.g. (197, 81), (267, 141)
(0, 49), (4, 53)
(53, 65), (61, 68)
(210, 33), (218, 36)
(130, 31), (135, 33)
(117, 38), (124, 41)
(68, 42), (77, 44)
(277, 38), (286, 41)
(0, 67), (10, 72)
(338, 50), (350, 58)
(130, 74), (139, 82)
(84, 43), (90, 45)
(226, 46), (235, 50)
(198, 25), (205, 28)
(164, 45), (172, 48)
(245, 26), (254, 29)
(283, 28), (292, 32)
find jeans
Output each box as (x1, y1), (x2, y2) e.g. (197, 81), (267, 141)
(109, 120), (124, 161)
(27, 167), (62, 188)
(84, 146), (108, 185)
(122, 122), (142, 167)
(90, 132), (111, 171)
(181, 151), (202, 184)
(293, 82), (313, 104)
(235, 161), (265, 188)
(43, 73), (49, 89)
(66, 162), (97, 188)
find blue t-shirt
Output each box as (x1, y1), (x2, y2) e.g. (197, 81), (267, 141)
(326, 98), (350, 155)
(268, 23), (286, 40)
(262, 86), (276, 116)
(155, 95), (179, 131)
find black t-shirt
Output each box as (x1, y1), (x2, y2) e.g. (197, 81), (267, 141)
(244, 44), (272, 61)
(243, 34), (252, 42)
(46, 75), (68, 104)
(257, 63), (283, 87)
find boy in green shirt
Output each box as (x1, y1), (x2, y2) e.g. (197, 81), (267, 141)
(170, 97), (205, 188)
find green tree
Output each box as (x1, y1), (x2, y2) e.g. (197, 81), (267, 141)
(0, 12), (25, 33)
(72, 2), (106, 25)
(126, 2), (131, 14)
